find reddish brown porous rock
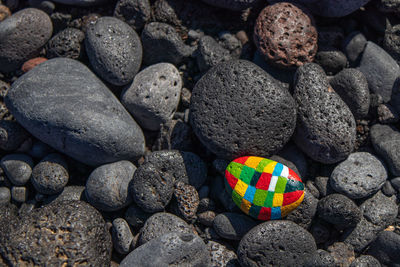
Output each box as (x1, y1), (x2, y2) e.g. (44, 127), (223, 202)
(21, 57), (48, 73)
(254, 2), (318, 69)
(0, 5), (11, 22)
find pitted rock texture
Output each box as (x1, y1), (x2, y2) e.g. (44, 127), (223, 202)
(0, 201), (112, 266)
(254, 2), (318, 69)
(190, 60), (296, 160)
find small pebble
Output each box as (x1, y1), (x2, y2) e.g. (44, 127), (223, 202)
(213, 212), (257, 240)
(47, 28), (85, 59)
(327, 242), (355, 267)
(114, 0), (151, 30)
(130, 162), (174, 213)
(253, 2), (317, 69)
(0, 187), (10, 204)
(382, 180), (396, 196)
(342, 31), (367, 65)
(377, 103), (399, 124)
(124, 203), (152, 229)
(138, 212), (192, 245)
(197, 211), (216, 227)
(85, 160), (136, 211)
(21, 57), (47, 73)
(172, 182), (199, 221)
(141, 22), (193, 66)
(11, 186), (27, 202)
(1, 154), (33, 186)
(0, 4), (11, 22)
(390, 177), (400, 191)
(317, 194), (362, 228)
(367, 231), (400, 266)
(196, 35), (232, 72)
(207, 241), (238, 267)
(330, 68), (370, 119)
(121, 63), (182, 131)
(112, 218), (134, 255)
(314, 47), (347, 75)
(303, 249), (336, 267)
(31, 153), (69, 195)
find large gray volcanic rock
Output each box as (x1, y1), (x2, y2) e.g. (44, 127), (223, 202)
(5, 58), (145, 166)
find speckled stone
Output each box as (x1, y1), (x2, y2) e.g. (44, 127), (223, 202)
(1, 154), (33, 186)
(138, 212), (192, 245)
(254, 2), (317, 69)
(114, 0), (151, 30)
(196, 35), (232, 72)
(350, 255), (381, 267)
(207, 241), (238, 267)
(190, 60), (296, 160)
(0, 8), (53, 73)
(47, 28), (85, 60)
(85, 160), (136, 212)
(293, 63), (356, 164)
(85, 16), (142, 86)
(330, 152), (387, 199)
(121, 63), (182, 131)
(112, 218), (134, 255)
(31, 153), (69, 195)
(330, 68), (370, 119)
(238, 220), (317, 266)
(172, 182), (199, 221)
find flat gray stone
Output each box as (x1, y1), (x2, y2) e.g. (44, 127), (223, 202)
(5, 58), (145, 166)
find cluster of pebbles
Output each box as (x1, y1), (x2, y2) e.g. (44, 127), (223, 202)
(0, 0), (400, 266)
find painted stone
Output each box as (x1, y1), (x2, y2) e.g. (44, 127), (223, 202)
(225, 156), (304, 220)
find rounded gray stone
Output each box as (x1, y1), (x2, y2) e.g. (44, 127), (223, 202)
(0, 120), (30, 151)
(286, 188), (318, 229)
(171, 182), (199, 221)
(130, 162), (174, 213)
(367, 231), (400, 266)
(141, 22), (194, 66)
(85, 160), (136, 212)
(47, 28), (85, 60)
(358, 41), (400, 103)
(114, 0), (151, 30)
(120, 232), (210, 267)
(5, 58), (145, 166)
(293, 63), (356, 164)
(138, 212), (192, 245)
(190, 59), (296, 160)
(0, 187), (10, 205)
(144, 150), (208, 189)
(317, 194), (361, 228)
(371, 124), (400, 176)
(213, 212), (257, 240)
(342, 31), (367, 65)
(10, 186), (27, 203)
(121, 63), (182, 131)
(31, 153), (69, 195)
(330, 152), (387, 199)
(360, 191), (398, 228)
(238, 220), (317, 267)
(0, 8), (53, 73)
(330, 68), (370, 119)
(85, 16), (142, 86)
(303, 249), (336, 267)
(112, 218), (134, 255)
(314, 47), (347, 75)
(1, 154), (33, 186)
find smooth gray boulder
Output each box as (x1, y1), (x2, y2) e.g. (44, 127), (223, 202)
(5, 58), (145, 166)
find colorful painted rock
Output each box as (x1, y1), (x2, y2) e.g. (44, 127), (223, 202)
(225, 156), (304, 220)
